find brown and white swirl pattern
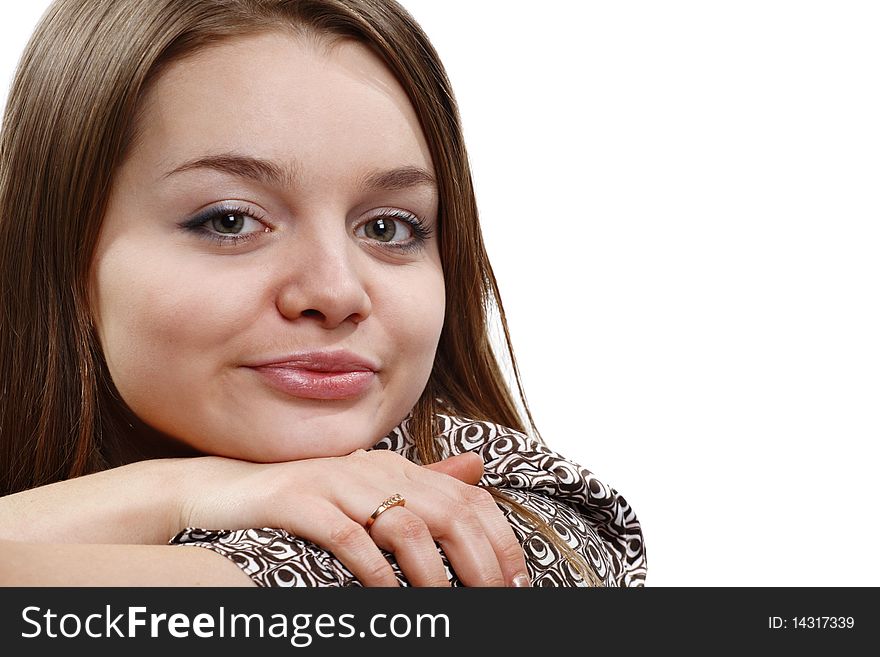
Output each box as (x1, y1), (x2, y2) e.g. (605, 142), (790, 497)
(171, 415), (647, 587)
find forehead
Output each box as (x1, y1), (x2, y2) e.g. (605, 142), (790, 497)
(130, 31), (433, 185)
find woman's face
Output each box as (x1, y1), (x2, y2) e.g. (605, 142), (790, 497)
(90, 32), (445, 461)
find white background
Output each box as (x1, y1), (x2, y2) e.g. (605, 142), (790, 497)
(2, 2), (878, 586)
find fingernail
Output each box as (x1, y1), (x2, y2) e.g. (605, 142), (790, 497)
(512, 573), (531, 588)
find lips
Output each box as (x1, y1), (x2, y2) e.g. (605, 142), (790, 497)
(246, 350), (378, 400)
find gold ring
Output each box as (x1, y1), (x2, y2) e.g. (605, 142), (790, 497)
(364, 493), (406, 533)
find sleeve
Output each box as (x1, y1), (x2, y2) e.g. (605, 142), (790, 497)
(433, 416), (647, 587)
(170, 416), (647, 587)
(169, 527), (461, 587)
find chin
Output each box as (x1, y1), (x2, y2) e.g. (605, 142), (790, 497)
(212, 407), (396, 463)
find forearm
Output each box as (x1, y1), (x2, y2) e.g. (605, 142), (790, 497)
(0, 459), (186, 545)
(0, 539), (255, 586)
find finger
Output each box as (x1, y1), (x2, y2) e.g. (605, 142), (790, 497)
(332, 452), (502, 586)
(367, 506), (450, 587)
(458, 485), (531, 587)
(423, 452), (483, 485)
(409, 487), (504, 587)
(418, 467), (530, 587)
(433, 520), (504, 586)
(345, 482), (488, 587)
(385, 467), (509, 586)
(307, 511), (400, 588)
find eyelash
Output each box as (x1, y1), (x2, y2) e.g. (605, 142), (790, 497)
(179, 204), (433, 251)
(180, 203), (269, 247)
(362, 208), (433, 253)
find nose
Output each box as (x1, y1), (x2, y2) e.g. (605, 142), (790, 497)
(274, 231), (372, 329)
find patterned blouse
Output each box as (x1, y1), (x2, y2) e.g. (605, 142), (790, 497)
(170, 415), (647, 587)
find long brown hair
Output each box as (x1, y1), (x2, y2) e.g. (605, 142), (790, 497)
(0, 0), (598, 584)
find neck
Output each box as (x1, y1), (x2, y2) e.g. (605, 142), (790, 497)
(100, 398), (202, 466)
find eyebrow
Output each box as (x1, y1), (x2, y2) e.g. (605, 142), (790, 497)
(163, 153), (437, 193)
(164, 154), (295, 187)
(359, 166), (436, 192)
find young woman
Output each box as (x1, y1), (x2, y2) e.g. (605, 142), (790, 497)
(0, 0), (645, 587)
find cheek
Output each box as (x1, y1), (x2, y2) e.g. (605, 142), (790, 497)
(379, 265), (446, 370)
(91, 243), (253, 394)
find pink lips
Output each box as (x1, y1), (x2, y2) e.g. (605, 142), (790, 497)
(247, 350), (378, 400)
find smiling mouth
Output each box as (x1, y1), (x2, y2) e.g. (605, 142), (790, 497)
(250, 365), (376, 400)
(245, 349), (379, 400)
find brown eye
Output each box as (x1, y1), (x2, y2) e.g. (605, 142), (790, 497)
(211, 212), (246, 234)
(363, 217), (400, 242)
(355, 209), (430, 253)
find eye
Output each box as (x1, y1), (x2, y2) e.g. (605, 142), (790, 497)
(211, 212), (249, 234)
(205, 209), (265, 236)
(362, 216), (411, 243)
(180, 203), (270, 246)
(355, 209), (432, 253)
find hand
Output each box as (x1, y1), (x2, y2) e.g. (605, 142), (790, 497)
(177, 450), (530, 587)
